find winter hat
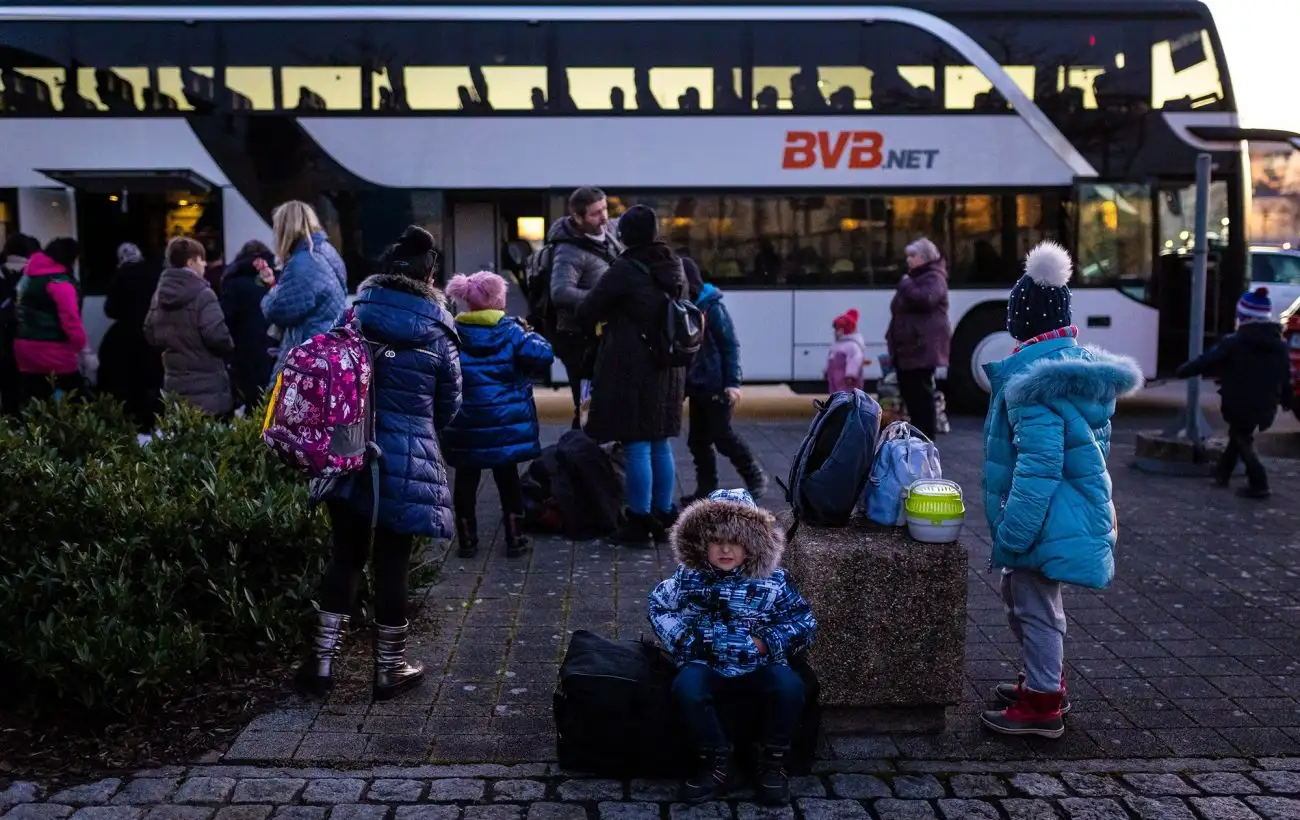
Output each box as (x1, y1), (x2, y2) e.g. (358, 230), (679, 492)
(1007, 240), (1073, 342)
(833, 308), (859, 335)
(682, 256), (704, 299)
(117, 242), (143, 267)
(708, 488), (757, 508)
(446, 270), (508, 312)
(1237, 287), (1273, 324)
(617, 204), (659, 248)
(381, 225), (440, 281)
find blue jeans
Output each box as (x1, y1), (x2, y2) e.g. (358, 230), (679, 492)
(1001, 569), (1066, 693)
(624, 438), (676, 515)
(671, 663), (806, 751)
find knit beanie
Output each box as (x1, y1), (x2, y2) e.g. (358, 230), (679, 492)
(381, 225), (440, 281)
(1007, 241), (1073, 342)
(617, 204), (659, 248)
(446, 270), (508, 312)
(682, 256), (704, 299)
(1237, 287), (1273, 324)
(833, 308), (859, 336)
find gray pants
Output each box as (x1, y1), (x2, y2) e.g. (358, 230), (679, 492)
(1001, 569), (1066, 693)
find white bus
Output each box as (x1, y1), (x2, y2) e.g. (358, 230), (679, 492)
(0, 0), (1256, 410)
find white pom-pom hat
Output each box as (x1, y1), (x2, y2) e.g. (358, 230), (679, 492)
(1007, 240), (1075, 342)
(1023, 240), (1073, 288)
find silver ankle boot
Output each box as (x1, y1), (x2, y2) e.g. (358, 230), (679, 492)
(373, 620), (424, 701)
(293, 611), (349, 698)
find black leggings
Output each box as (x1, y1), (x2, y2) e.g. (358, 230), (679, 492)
(319, 501), (413, 626)
(896, 367), (938, 440)
(453, 465), (525, 522)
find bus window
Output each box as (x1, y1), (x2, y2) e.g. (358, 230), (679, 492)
(67, 22), (216, 114)
(943, 66), (1030, 111)
(1159, 181), (1230, 253)
(1077, 183), (1152, 288)
(1, 22), (70, 113)
(1151, 23), (1224, 110)
(752, 23), (868, 112)
(282, 68), (363, 111)
(218, 23), (370, 111)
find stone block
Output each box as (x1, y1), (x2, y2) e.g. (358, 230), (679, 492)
(780, 515), (966, 734)
(1133, 432), (1226, 477)
(5, 806), (75, 820)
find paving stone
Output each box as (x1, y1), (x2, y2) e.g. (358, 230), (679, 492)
(828, 774), (890, 799)
(52, 781), (124, 806)
(492, 783), (545, 803)
(668, 806), (730, 820)
(273, 810), (328, 820)
(175, 779), (237, 806)
(793, 800), (870, 820)
(1189, 797), (1264, 819)
(790, 778), (826, 799)
(948, 776), (1007, 799)
(1253, 773), (1300, 794)
(556, 780), (622, 802)
(114, 780), (181, 806)
(302, 782), (366, 806)
(231, 781), (306, 805)
(526, 806), (588, 820)
(214, 810), (272, 820)
(1122, 797), (1195, 820)
(1062, 774), (1128, 797)
(1001, 799), (1061, 820)
(735, 805), (794, 820)
(141, 809), (211, 820)
(1123, 775), (1199, 796)
(3, 806), (75, 820)
(891, 775), (944, 800)
(69, 809), (144, 820)
(393, 808), (460, 820)
(427, 782), (486, 803)
(597, 804), (659, 820)
(327, 807), (390, 820)
(1194, 775), (1263, 795)
(873, 800), (936, 820)
(628, 782), (678, 803)
(936, 801), (1000, 820)
(1058, 799), (1129, 820)
(1009, 774), (1067, 798)
(1245, 796), (1300, 819)
(365, 782), (424, 804)
(828, 735), (900, 759)
(464, 808), (522, 820)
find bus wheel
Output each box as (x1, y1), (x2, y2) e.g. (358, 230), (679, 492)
(947, 303), (1015, 415)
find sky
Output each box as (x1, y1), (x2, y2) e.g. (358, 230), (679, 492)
(1204, 0), (1299, 133)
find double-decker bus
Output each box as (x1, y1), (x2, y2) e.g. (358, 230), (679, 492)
(0, 0), (1254, 409)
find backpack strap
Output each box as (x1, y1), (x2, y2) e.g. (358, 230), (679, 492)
(345, 308), (389, 533)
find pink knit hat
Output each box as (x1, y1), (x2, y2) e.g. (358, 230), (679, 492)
(446, 271), (507, 311)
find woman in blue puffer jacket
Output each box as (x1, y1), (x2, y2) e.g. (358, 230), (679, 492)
(980, 241), (1142, 740)
(441, 270), (553, 560)
(296, 225), (462, 705)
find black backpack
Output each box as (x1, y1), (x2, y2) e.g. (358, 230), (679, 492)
(519, 430), (624, 540)
(627, 258), (705, 368)
(522, 238), (616, 339)
(777, 389), (883, 532)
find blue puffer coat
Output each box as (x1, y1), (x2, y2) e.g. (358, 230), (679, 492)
(440, 310), (554, 470)
(981, 336), (1142, 589)
(262, 231), (348, 381)
(686, 284), (742, 395)
(317, 274), (463, 538)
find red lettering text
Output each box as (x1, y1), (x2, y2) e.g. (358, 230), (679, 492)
(783, 130), (887, 170)
(848, 131), (884, 169)
(782, 131), (817, 169)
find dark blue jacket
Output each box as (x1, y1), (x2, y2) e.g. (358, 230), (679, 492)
(319, 274), (463, 538)
(686, 284), (742, 394)
(219, 251), (276, 407)
(441, 310), (554, 470)
(1176, 320), (1293, 431)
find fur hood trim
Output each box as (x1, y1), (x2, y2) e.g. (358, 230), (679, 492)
(670, 498), (785, 578)
(359, 273), (448, 306)
(1005, 344), (1144, 406)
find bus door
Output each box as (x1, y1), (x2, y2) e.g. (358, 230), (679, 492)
(448, 193), (548, 319)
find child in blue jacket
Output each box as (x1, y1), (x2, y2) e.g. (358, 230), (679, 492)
(649, 489), (816, 806)
(442, 271), (553, 559)
(980, 241), (1142, 739)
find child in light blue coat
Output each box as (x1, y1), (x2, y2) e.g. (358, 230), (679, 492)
(980, 241), (1142, 739)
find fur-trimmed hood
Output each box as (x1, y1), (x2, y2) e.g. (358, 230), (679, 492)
(1003, 344), (1143, 408)
(353, 273), (458, 348)
(358, 272), (448, 306)
(670, 497), (785, 578)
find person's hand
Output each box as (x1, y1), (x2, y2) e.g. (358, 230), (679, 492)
(752, 635), (767, 656)
(725, 387), (742, 408)
(253, 258), (276, 287)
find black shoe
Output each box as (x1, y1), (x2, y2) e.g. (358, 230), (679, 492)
(741, 467), (770, 502)
(1237, 486), (1270, 499)
(682, 748), (732, 804)
(755, 746), (791, 806)
(503, 513), (531, 560)
(652, 507), (678, 544)
(456, 516), (479, 559)
(610, 510), (655, 548)
(1212, 473), (1230, 488)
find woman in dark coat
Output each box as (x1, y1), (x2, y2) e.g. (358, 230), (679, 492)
(97, 242), (165, 431)
(576, 204), (688, 548)
(219, 240), (277, 410)
(298, 226), (463, 704)
(884, 237), (951, 439)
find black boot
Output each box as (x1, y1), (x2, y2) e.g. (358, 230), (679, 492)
(293, 611), (349, 698)
(652, 507), (679, 544)
(610, 509), (656, 548)
(373, 620), (425, 701)
(738, 461), (769, 502)
(755, 746), (792, 806)
(1237, 485), (1270, 499)
(682, 747), (732, 803)
(504, 513), (531, 559)
(456, 516), (479, 559)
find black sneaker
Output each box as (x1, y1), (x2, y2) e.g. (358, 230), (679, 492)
(1237, 486), (1270, 499)
(682, 749), (732, 804)
(610, 511), (655, 548)
(755, 746), (791, 806)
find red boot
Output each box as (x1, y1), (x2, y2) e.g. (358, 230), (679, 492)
(981, 688), (1065, 738)
(993, 672), (1072, 715)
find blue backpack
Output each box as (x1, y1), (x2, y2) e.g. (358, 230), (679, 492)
(779, 389), (883, 529)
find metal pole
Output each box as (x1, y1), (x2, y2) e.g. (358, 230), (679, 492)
(1185, 153), (1212, 443)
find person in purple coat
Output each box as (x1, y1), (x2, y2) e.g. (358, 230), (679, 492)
(884, 237), (951, 439)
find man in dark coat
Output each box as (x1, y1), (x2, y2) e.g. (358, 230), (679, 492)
(577, 204), (687, 547)
(220, 240), (278, 411)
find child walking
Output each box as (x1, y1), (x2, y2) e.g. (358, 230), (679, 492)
(649, 489), (817, 805)
(1175, 286), (1292, 499)
(681, 258), (768, 504)
(980, 241), (1141, 739)
(441, 271), (554, 559)
(824, 308), (867, 393)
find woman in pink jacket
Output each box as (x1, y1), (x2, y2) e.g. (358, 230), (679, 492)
(14, 238), (88, 404)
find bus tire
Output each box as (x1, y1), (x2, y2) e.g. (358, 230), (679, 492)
(946, 302), (1013, 415)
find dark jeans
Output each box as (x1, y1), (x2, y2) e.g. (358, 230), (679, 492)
(671, 663), (806, 752)
(1219, 423), (1267, 490)
(552, 333), (590, 430)
(687, 392), (759, 492)
(897, 367), (938, 440)
(453, 464), (525, 522)
(319, 501), (414, 626)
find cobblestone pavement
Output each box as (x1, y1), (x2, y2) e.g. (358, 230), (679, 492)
(5, 758), (1300, 820)
(222, 417), (1300, 765)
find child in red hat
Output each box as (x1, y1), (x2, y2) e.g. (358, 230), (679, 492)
(825, 309), (868, 393)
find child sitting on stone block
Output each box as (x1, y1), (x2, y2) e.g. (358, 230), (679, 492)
(648, 488), (817, 806)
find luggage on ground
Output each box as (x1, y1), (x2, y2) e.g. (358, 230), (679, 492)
(779, 389), (882, 528)
(863, 421), (943, 527)
(520, 430), (623, 539)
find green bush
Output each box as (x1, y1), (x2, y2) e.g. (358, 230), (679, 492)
(0, 396), (337, 718)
